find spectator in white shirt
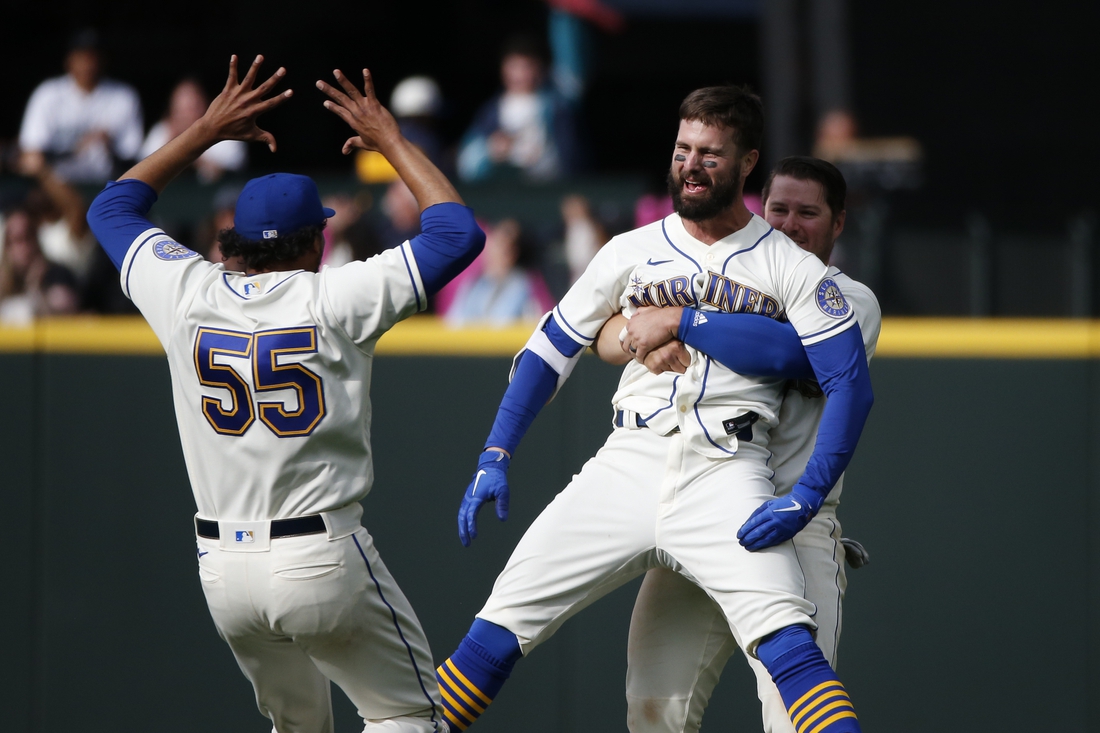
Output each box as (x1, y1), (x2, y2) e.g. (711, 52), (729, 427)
(18, 30), (143, 184)
(141, 78), (247, 183)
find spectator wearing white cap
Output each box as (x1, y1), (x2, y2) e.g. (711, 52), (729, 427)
(356, 75), (449, 182)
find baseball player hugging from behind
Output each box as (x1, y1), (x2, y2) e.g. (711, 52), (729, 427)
(86, 55), (484, 733)
(606, 156), (880, 733)
(433, 86), (873, 733)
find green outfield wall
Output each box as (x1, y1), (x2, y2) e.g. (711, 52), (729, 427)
(1, 317), (1098, 733)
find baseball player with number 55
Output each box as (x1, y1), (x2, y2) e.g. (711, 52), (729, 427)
(86, 55), (484, 733)
(434, 86), (873, 733)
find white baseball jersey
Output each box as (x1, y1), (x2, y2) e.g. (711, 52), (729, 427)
(553, 212), (857, 458)
(120, 227), (428, 521)
(478, 213), (868, 660)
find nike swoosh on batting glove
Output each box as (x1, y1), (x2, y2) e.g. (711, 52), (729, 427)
(736, 484), (824, 552)
(458, 450), (511, 547)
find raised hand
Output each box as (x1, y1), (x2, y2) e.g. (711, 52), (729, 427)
(202, 54), (293, 152)
(458, 450), (511, 547)
(316, 69), (401, 156)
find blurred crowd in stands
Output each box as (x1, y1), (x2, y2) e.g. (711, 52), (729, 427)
(0, 22), (621, 327)
(1, 6), (908, 326)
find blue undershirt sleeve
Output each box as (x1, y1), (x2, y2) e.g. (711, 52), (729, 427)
(86, 179), (160, 270)
(797, 325), (874, 498)
(484, 315), (583, 454)
(677, 308), (813, 379)
(484, 350), (559, 455)
(408, 202), (486, 295)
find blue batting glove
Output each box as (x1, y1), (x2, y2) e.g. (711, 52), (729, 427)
(458, 450), (511, 547)
(736, 484), (824, 552)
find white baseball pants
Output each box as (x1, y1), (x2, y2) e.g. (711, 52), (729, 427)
(477, 426), (817, 660)
(625, 507), (848, 733)
(195, 503), (444, 733)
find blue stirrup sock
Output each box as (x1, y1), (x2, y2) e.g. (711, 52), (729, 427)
(436, 619), (522, 730)
(756, 625), (861, 733)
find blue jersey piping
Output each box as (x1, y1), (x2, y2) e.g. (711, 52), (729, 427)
(123, 231), (166, 297)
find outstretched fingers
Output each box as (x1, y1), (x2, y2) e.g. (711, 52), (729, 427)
(332, 69), (362, 99)
(256, 88), (294, 115)
(253, 66), (288, 98)
(240, 54), (264, 89)
(225, 55), (239, 90)
(361, 68), (376, 98)
(316, 79), (354, 112)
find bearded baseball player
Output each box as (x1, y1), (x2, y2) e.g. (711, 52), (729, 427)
(434, 86), (873, 733)
(606, 157), (880, 733)
(86, 56), (484, 733)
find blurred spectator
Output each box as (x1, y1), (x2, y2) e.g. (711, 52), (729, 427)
(322, 192), (388, 268)
(560, 194), (607, 283)
(321, 193), (360, 268)
(17, 152), (97, 279)
(141, 78), (247, 183)
(812, 108), (922, 191)
(457, 35), (580, 182)
(0, 208), (80, 324)
(545, 0), (624, 105)
(199, 185), (246, 272)
(443, 219), (554, 326)
(377, 180), (422, 249)
(813, 109), (859, 160)
(357, 75), (448, 184)
(18, 29), (143, 184)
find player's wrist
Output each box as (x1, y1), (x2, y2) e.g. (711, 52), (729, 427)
(188, 117), (223, 149)
(790, 483), (825, 514)
(373, 129), (410, 158)
(478, 448), (511, 469)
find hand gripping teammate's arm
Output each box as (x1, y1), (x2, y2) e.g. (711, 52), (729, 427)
(614, 306), (814, 379)
(87, 55), (292, 268)
(318, 69), (483, 294)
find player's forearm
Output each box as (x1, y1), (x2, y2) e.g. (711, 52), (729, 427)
(797, 326), (874, 497)
(678, 309), (814, 379)
(381, 135), (464, 210)
(119, 121), (219, 194)
(593, 314), (632, 365)
(484, 315), (585, 455)
(483, 351), (559, 456)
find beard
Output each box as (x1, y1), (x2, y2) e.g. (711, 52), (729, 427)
(667, 162), (742, 222)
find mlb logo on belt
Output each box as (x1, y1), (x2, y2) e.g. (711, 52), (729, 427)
(235, 530), (255, 543)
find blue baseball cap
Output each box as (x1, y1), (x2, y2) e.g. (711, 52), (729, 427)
(233, 173), (336, 241)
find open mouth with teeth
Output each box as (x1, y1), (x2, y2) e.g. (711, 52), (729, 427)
(683, 177), (710, 195)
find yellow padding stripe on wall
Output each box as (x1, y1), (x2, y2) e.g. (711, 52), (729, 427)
(3, 315), (1100, 359)
(874, 318), (1100, 358)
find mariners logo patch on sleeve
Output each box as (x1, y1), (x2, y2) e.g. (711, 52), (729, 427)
(816, 278), (850, 318)
(154, 240), (201, 261)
